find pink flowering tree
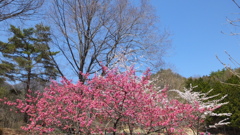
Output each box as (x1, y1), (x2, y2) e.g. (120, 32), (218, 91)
(0, 67), (229, 135)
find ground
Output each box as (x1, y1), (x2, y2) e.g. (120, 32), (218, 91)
(0, 128), (26, 135)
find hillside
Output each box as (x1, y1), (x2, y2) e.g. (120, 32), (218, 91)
(151, 68), (186, 90)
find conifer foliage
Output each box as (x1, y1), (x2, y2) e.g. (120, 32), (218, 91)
(0, 24), (59, 93)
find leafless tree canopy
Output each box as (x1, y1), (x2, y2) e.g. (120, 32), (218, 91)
(49, 0), (171, 81)
(224, 0), (240, 36)
(0, 0), (44, 22)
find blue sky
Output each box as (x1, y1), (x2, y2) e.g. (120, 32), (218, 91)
(151, 0), (240, 77)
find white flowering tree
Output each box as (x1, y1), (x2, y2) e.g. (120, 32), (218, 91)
(171, 85), (231, 135)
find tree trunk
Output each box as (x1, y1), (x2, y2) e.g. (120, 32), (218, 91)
(24, 53), (31, 123)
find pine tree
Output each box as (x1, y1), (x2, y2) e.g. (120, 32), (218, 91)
(0, 24), (59, 123)
(0, 24), (59, 96)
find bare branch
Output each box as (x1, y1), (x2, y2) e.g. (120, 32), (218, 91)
(47, 0), (170, 81)
(0, 0), (44, 22)
(232, 0), (240, 8)
(216, 52), (240, 79)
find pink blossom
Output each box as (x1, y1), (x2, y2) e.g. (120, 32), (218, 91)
(0, 67), (219, 134)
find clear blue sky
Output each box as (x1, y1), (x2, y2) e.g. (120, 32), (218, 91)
(151, 0), (240, 78)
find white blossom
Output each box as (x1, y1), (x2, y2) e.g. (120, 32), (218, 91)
(170, 84), (231, 129)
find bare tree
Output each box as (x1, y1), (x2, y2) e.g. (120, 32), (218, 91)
(217, 0), (240, 79)
(222, 0), (240, 35)
(48, 0), (170, 81)
(0, 0), (44, 22)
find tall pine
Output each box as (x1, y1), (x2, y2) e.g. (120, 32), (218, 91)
(0, 24), (59, 95)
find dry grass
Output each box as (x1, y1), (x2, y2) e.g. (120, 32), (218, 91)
(0, 128), (27, 135)
(0, 128), (229, 135)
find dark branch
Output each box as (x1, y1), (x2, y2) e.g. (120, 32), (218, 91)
(232, 0), (240, 8)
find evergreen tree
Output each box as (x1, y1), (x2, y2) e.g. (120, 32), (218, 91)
(0, 61), (14, 83)
(0, 24), (59, 123)
(0, 24), (59, 95)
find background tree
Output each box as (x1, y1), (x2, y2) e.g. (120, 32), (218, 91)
(0, 0), (44, 22)
(150, 69), (186, 100)
(48, 0), (170, 81)
(151, 68), (186, 90)
(185, 69), (240, 134)
(0, 24), (59, 96)
(0, 60), (14, 84)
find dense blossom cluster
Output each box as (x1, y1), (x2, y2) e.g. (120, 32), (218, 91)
(0, 67), (229, 134)
(171, 85), (231, 134)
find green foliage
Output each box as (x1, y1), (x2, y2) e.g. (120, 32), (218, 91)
(0, 24), (59, 92)
(185, 69), (240, 129)
(0, 62), (14, 83)
(0, 86), (8, 98)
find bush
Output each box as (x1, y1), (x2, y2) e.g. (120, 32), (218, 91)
(0, 67), (227, 135)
